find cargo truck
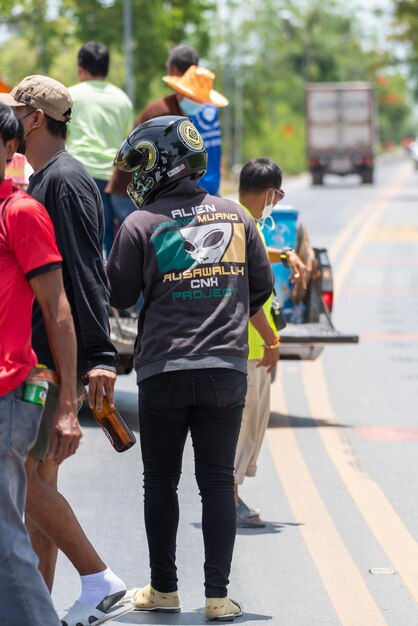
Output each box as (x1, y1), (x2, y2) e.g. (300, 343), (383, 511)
(306, 81), (375, 185)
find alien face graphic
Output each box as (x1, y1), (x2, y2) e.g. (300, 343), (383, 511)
(179, 223), (233, 264)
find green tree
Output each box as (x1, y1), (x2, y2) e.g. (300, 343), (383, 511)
(395, 0), (418, 54)
(1, 0), (412, 175)
(376, 72), (413, 144)
(394, 0), (418, 101)
(0, 0), (77, 76)
(210, 0), (403, 174)
(0, 0), (214, 109)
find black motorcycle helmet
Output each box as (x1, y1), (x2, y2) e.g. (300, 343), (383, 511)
(114, 115), (208, 208)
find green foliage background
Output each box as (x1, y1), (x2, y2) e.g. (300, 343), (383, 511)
(0, 0), (415, 175)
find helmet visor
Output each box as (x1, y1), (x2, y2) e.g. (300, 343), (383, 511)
(127, 181), (145, 208)
(114, 138), (147, 172)
(127, 172), (156, 208)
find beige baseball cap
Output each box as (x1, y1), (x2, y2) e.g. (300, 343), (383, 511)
(0, 75), (72, 122)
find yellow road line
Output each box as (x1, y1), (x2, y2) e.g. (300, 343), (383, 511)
(299, 158), (418, 602)
(268, 378), (388, 626)
(369, 224), (418, 241)
(302, 359), (418, 604)
(329, 162), (411, 299)
(265, 162), (415, 623)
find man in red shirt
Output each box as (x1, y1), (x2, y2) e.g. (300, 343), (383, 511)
(2, 75), (129, 626)
(0, 102), (77, 624)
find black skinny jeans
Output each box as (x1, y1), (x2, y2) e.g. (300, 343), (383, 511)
(138, 368), (247, 598)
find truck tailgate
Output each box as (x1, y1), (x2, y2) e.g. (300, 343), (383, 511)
(306, 82), (374, 152)
(280, 321), (358, 345)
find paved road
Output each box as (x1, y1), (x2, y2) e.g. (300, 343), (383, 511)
(52, 156), (418, 625)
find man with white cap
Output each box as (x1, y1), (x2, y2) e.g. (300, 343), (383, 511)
(1, 76), (131, 626)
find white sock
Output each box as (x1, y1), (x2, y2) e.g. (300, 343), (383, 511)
(79, 567), (126, 608)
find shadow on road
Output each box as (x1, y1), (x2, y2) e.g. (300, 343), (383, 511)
(268, 411), (348, 430)
(117, 609), (272, 624)
(79, 400), (349, 433)
(190, 521), (302, 536)
(236, 521), (303, 536)
(310, 180), (363, 189)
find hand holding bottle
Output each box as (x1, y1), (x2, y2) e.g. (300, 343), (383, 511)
(82, 373), (136, 453)
(86, 368), (116, 412)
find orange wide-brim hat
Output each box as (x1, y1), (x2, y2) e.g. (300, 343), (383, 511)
(163, 65), (229, 108)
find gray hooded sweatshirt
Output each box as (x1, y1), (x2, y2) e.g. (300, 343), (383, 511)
(107, 178), (274, 382)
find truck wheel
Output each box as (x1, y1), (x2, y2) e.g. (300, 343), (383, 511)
(312, 170), (324, 186)
(361, 168), (374, 184)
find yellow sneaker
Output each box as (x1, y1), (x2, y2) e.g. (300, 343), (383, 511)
(133, 583), (181, 613)
(204, 597), (243, 621)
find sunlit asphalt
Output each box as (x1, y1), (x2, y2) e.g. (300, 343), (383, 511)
(53, 155), (418, 625)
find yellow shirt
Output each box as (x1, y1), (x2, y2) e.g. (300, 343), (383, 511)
(239, 203), (276, 360)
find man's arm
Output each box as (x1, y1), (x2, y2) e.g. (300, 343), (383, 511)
(53, 191), (118, 411)
(249, 308), (280, 373)
(107, 222), (145, 310)
(267, 246), (307, 288)
(6, 195), (80, 462)
(245, 217), (275, 317)
(30, 269), (81, 465)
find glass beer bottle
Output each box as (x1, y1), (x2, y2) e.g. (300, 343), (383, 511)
(92, 397), (136, 453)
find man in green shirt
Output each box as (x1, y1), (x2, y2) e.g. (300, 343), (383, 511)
(67, 41), (134, 257)
(234, 158), (306, 527)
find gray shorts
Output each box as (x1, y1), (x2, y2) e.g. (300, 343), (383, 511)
(29, 379), (85, 461)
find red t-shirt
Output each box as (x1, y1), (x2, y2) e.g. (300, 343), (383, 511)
(0, 179), (62, 396)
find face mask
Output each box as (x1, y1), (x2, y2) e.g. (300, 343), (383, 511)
(179, 97), (204, 117)
(261, 202), (274, 221)
(18, 110), (36, 153)
(17, 136), (26, 156)
(17, 127), (35, 156)
(258, 189), (276, 230)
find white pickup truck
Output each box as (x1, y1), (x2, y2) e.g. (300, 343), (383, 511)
(306, 81), (375, 185)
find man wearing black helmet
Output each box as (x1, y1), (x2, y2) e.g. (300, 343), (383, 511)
(107, 115), (275, 621)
